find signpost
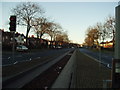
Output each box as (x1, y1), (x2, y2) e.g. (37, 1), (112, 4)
(112, 3), (120, 89)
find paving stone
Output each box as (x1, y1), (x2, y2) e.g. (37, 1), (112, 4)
(75, 50), (111, 88)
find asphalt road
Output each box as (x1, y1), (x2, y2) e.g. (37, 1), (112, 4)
(79, 48), (114, 68)
(2, 48), (73, 66)
(3, 49), (73, 88)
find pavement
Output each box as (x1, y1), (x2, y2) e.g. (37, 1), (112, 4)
(74, 49), (111, 88)
(52, 49), (111, 88)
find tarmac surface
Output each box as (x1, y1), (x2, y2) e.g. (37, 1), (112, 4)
(2, 49), (72, 88)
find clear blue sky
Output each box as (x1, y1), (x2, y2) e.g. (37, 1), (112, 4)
(0, 1), (118, 44)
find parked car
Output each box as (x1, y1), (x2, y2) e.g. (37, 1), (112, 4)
(16, 45), (28, 51)
(56, 46), (62, 49)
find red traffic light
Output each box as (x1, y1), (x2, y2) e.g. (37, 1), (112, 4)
(9, 15), (16, 32)
(10, 16), (16, 21)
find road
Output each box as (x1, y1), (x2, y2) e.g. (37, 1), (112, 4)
(2, 48), (73, 66)
(79, 48), (114, 68)
(3, 49), (73, 88)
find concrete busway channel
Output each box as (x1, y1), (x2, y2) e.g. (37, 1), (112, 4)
(2, 49), (73, 88)
(51, 49), (77, 89)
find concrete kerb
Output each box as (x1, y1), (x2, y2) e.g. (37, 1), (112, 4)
(70, 50), (77, 88)
(51, 50), (77, 89)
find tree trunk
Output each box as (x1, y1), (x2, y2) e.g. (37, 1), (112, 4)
(112, 30), (115, 49)
(39, 34), (43, 48)
(26, 25), (31, 45)
(50, 36), (53, 48)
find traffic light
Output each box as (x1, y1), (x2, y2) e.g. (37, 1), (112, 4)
(9, 15), (16, 32)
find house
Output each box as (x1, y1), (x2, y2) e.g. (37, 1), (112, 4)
(2, 30), (15, 50)
(27, 36), (48, 49)
(1, 29), (26, 50)
(15, 32), (25, 45)
(100, 41), (113, 48)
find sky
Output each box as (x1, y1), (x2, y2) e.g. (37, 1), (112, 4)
(0, 1), (118, 44)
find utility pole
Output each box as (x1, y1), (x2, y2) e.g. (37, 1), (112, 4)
(112, 3), (120, 89)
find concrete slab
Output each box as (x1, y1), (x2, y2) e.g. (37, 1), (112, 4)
(51, 50), (76, 88)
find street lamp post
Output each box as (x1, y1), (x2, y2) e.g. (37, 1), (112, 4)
(112, 3), (120, 89)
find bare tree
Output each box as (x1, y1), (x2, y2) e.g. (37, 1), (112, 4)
(12, 2), (45, 44)
(56, 31), (69, 43)
(53, 25), (63, 42)
(85, 26), (99, 48)
(32, 17), (48, 40)
(84, 16), (115, 49)
(42, 22), (63, 48)
(46, 22), (62, 42)
(104, 16), (115, 47)
(84, 36), (94, 47)
(95, 23), (108, 45)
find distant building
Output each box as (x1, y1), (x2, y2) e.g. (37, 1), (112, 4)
(1, 30), (26, 50)
(2, 30), (15, 50)
(15, 33), (25, 45)
(100, 41), (113, 48)
(27, 36), (49, 49)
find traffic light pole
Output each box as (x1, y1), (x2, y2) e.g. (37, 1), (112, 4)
(9, 15), (16, 64)
(112, 4), (120, 89)
(12, 31), (15, 64)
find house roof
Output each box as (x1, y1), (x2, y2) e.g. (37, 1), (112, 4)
(100, 41), (113, 44)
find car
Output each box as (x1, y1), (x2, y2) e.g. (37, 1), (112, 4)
(56, 46), (62, 49)
(16, 45), (28, 51)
